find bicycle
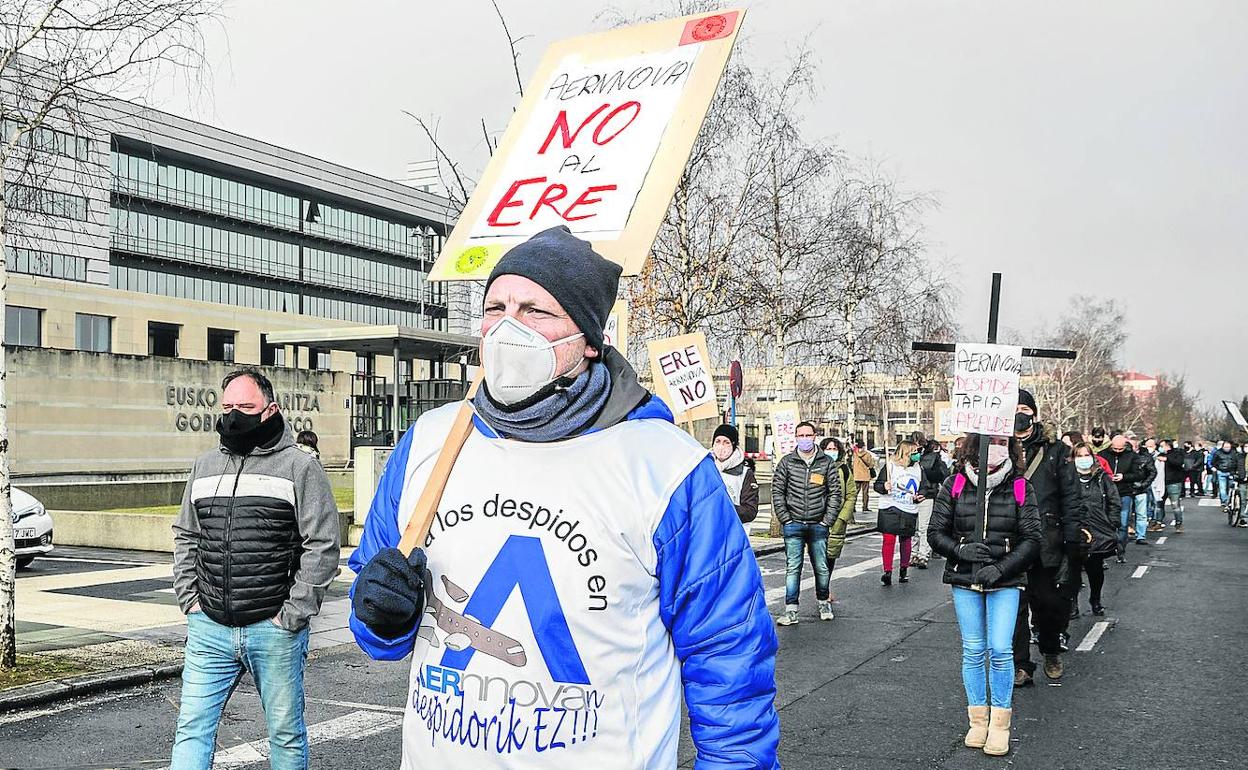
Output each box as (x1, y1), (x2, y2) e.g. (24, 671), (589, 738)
(1228, 480), (1242, 527)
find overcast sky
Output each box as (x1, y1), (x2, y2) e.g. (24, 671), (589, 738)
(161, 0), (1246, 405)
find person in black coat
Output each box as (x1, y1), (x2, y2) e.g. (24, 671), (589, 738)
(1010, 390), (1087, 686)
(1098, 433), (1149, 549)
(1158, 440), (1186, 531)
(1070, 442), (1120, 614)
(913, 437), (949, 568)
(928, 432), (1041, 757)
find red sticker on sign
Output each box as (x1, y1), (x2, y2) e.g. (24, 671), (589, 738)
(680, 11), (738, 45)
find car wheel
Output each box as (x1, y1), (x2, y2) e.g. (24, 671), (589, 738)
(16, 556), (35, 569)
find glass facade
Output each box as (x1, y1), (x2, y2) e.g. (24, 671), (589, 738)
(109, 145), (445, 331)
(7, 183), (88, 220)
(8, 248), (88, 281)
(1, 119), (91, 162)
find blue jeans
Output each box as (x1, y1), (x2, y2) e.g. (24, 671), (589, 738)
(1119, 493), (1148, 546)
(172, 612), (311, 769)
(1163, 483), (1183, 524)
(1217, 471), (1233, 505)
(783, 522), (830, 606)
(952, 586), (1021, 709)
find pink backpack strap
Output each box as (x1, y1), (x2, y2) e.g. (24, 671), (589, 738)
(1013, 477), (1027, 506)
(951, 474), (967, 499)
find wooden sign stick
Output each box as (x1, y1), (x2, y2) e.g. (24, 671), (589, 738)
(396, 372), (484, 557)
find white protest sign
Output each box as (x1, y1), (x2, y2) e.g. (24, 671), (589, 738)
(950, 343), (1023, 437)
(646, 333), (718, 422)
(934, 400), (961, 442)
(429, 9), (746, 281)
(602, 300), (630, 353)
(768, 402), (801, 458)
(1223, 400), (1248, 433)
(467, 49), (699, 242)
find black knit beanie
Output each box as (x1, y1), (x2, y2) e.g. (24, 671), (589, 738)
(713, 424), (740, 449)
(484, 226), (622, 350)
(1017, 388), (1038, 415)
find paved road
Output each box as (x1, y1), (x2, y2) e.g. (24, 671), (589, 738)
(2, 500), (1245, 769)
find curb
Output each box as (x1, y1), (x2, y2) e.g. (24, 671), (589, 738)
(0, 661), (183, 713)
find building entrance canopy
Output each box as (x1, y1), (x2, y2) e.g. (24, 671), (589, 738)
(265, 325), (479, 445)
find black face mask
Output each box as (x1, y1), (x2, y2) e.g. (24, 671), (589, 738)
(1014, 413), (1034, 434)
(216, 408), (284, 455)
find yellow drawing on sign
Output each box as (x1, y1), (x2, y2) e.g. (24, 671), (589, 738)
(429, 9), (746, 282)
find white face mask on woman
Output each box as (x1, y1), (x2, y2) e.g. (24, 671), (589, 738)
(987, 443), (1010, 470)
(481, 316), (584, 406)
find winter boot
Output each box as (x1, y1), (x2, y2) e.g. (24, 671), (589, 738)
(964, 705), (990, 748)
(880, 571), (892, 586)
(898, 567), (909, 584)
(1044, 654), (1064, 680)
(983, 707), (1012, 756)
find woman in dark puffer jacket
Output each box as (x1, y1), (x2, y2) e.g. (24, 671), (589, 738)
(1071, 441), (1120, 613)
(928, 433), (1042, 758)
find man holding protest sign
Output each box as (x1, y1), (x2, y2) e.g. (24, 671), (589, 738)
(348, 226), (779, 769)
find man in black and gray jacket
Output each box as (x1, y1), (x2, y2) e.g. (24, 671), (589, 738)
(771, 421), (842, 626)
(170, 368), (341, 769)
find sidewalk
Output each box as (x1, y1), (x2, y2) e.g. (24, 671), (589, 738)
(2, 507), (879, 711)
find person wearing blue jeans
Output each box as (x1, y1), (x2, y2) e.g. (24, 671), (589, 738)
(170, 370), (342, 770)
(927, 432), (1042, 757)
(1119, 493), (1149, 550)
(771, 421), (842, 625)
(952, 587), (1022, 713)
(171, 613), (311, 768)
(783, 522), (831, 606)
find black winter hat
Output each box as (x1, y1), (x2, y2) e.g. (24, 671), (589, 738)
(1017, 388), (1038, 415)
(484, 226), (622, 350)
(713, 424), (740, 449)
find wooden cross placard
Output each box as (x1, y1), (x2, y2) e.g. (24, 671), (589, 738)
(911, 273), (1077, 588)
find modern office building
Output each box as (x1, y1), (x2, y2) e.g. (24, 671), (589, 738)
(4, 95), (477, 479)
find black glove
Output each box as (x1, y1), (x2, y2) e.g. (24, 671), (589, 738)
(956, 542), (993, 562)
(352, 547), (427, 640)
(972, 564), (1003, 587)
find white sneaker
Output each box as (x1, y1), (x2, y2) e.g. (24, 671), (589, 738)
(818, 601), (834, 621)
(776, 606), (800, 626)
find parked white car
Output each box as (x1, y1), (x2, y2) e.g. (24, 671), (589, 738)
(11, 487), (53, 568)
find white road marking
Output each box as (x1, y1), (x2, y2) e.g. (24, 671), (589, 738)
(765, 557), (879, 605)
(1156, 536), (1167, 545)
(1076, 621), (1111, 652)
(236, 691), (404, 715)
(0, 689), (143, 727)
(1199, 498), (1222, 507)
(1131, 566), (1148, 578)
(152, 710), (402, 769)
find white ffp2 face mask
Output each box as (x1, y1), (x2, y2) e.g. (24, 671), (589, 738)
(481, 315), (584, 406)
(987, 443), (1010, 470)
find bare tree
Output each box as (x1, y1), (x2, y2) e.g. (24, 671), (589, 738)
(1025, 295), (1137, 433)
(797, 168), (951, 437)
(1, 0), (219, 670)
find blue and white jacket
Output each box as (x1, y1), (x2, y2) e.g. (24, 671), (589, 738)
(349, 394), (780, 769)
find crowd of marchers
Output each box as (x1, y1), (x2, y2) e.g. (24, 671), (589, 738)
(739, 388), (1245, 759)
